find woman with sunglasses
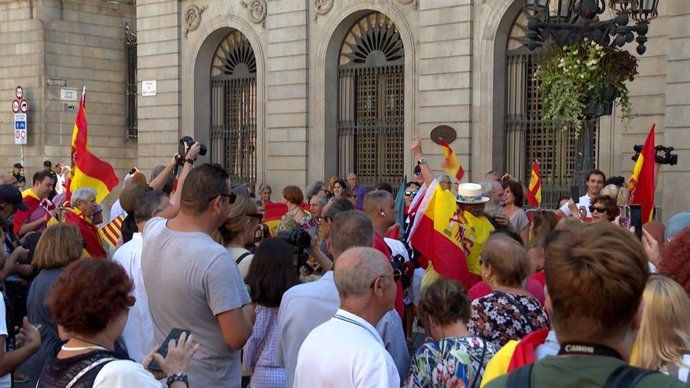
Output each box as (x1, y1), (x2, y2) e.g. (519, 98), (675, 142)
(589, 195), (618, 223)
(220, 195), (264, 278)
(403, 182), (421, 211)
(405, 279), (497, 388)
(37, 259), (199, 387)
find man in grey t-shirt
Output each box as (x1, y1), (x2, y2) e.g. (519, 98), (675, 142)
(142, 163), (253, 388)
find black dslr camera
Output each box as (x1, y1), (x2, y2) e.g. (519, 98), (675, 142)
(632, 144), (677, 166)
(178, 136), (208, 165)
(276, 229), (312, 276)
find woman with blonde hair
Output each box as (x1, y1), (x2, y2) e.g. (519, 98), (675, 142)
(23, 223), (84, 384)
(219, 194), (263, 278)
(634, 275), (690, 382)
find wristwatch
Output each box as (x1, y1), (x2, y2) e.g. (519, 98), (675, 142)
(167, 372), (189, 387)
(417, 158), (427, 165)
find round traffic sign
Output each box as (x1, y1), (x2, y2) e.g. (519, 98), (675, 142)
(15, 85), (23, 99)
(15, 130), (20, 139)
(19, 99), (28, 113)
(12, 99), (19, 113)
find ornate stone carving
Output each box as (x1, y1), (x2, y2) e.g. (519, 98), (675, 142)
(313, 0), (333, 20)
(241, 0), (267, 27)
(184, 5), (208, 38)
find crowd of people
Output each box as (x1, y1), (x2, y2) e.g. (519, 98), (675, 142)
(0, 137), (686, 388)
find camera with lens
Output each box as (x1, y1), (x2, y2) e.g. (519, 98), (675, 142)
(276, 229), (312, 276)
(178, 136), (208, 165)
(632, 144), (678, 166)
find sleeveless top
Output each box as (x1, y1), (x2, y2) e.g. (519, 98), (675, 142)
(37, 349), (124, 388)
(277, 207), (301, 233)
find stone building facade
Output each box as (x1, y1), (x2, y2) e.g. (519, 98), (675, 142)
(1, 0), (688, 218)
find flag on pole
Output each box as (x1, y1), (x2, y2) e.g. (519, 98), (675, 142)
(628, 124), (656, 223)
(66, 88), (119, 204)
(527, 160), (542, 208)
(407, 179), (479, 289)
(439, 139), (464, 182)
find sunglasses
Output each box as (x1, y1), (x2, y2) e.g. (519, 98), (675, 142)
(404, 191), (418, 197)
(589, 206), (607, 213)
(208, 192), (237, 204)
(369, 269), (403, 288)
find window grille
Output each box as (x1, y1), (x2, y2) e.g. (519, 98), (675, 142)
(505, 13), (598, 207)
(124, 22), (137, 139)
(337, 13), (404, 188)
(210, 31), (257, 184)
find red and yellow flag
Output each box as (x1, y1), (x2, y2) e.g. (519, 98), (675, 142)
(628, 124), (656, 223)
(99, 214), (125, 250)
(527, 160), (542, 208)
(263, 202), (288, 237)
(439, 139), (464, 182)
(66, 89), (119, 204)
(407, 180), (480, 290)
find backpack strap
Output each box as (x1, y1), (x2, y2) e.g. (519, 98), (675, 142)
(236, 252), (252, 265)
(65, 356), (117, 388)
(506, 363), (534, 388)
(603, 364), (659, 388)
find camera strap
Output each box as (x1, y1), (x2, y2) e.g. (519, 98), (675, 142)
(557, 342), (622, 359)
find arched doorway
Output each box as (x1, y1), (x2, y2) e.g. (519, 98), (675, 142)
(503, 12), (599, 206)
(210, 30), (257, 184)
(337, 12), (404, 187)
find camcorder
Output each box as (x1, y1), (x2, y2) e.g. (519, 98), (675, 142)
(276, 229), (312, 276)
(177, 136), (208, 165)
(632, 144), (677, 166)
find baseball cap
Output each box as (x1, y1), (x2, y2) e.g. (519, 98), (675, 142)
(0, 185), (28, 211)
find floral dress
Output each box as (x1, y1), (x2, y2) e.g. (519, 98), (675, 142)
(468, 291), (549, 347)
(404, 335), (497, 388)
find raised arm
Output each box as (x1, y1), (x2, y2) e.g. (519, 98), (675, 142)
(410, 138), (434, 186)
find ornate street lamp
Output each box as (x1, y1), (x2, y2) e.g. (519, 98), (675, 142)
(522, 0), (660, 199)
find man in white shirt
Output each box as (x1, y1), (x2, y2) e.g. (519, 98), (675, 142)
(294, 247), (400, 388)
(112, 190), (170, 363)
(276, 210), (409, 388)
(558, 169), (605, 219)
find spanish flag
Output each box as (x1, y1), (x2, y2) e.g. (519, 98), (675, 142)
(628, 124), (655, 223)
(263, 202), (288, 236)
(527, 160), (542, 208)
(66, 88), (119, 204)
(407, 179), (480, 290)
(439, 139), (464, 182)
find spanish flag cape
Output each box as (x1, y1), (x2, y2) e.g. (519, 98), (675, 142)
(65, 207), (106, 258)
(408, 179), (491, 290)
(13, 189), (55, 236)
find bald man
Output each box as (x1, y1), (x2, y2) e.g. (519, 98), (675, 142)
(294, 247), (399, 388)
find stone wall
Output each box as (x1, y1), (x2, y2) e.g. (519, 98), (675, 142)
(0, 0), (136, 203)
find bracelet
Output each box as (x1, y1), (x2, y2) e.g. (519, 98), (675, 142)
(167, 372), (188, 387)
(184, 158), (195, 165)
(417, 158), (427, 165)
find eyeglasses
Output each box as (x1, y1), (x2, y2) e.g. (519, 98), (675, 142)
(208, 192), (237, 204)
(404, 191), (418, 197)
(370, 269), (402, 288)
(247, 213), (263, 221)
(589, 206), (607, 213)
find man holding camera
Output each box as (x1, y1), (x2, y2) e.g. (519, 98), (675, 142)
(142, 155), (255, 388)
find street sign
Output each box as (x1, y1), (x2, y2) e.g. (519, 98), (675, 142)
(15, 85), (23, 99)
(142, 80), (157, 96)
(13, 113), (27, 145)
(19, 99), (28, 113)
(60, 89), (78, 101)
(11, 99), (19, 113)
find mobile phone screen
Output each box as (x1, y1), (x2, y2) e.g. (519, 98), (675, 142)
(628, 204), (643, 240)
(148, 328), (191, 371)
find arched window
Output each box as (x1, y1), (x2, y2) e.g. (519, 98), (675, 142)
(337, 13), (404, 187)
(504, 12), (598, 206)
(210, 31), (257, 184)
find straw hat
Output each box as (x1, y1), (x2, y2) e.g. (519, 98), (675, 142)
(455, 183), (489, 204)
